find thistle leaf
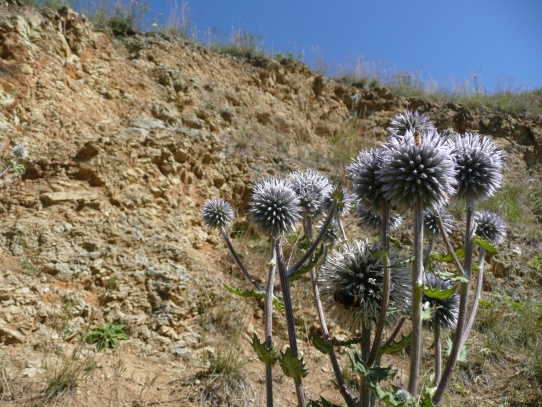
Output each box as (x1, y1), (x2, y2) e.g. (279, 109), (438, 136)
(349, 351), (396, 383)
(250, 334), (276, 365)
(331, 336), (364, 347)
(422, 284), (457, 300)
(279, 348), (308, 383)
(312, 336), (333, 355)
(420, 386), (437, 407)
(474, 236), (498, 253)
(433, 271), (469, 284)
(378, 334), (411, 356)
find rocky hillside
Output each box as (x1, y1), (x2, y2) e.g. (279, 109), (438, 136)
(1, 1), (542, 405)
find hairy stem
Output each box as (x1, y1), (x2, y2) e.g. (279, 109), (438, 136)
(221, 227), (263, 291)
(460, 249), (486, 349)
(408, 200), (424, 396)
(433, 195), (475, 405)
(360, 321), (372, 407)
(264, 250), (277, 407)
(274, 237), (306, 406)
(433, 320), (442, 386)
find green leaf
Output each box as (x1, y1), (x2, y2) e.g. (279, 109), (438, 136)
(433, 270), (469, 284)
(369, 249), (390, 259)
(388, 256), (414, 268)
(331, 336), (364, 347)
(224, 284), (284, 313)
(312, 336), (333, 355)
(420, 386), (437, 407)
(474, 236), (498, 253)
(378, 334), (411, 357)
(389, 236), (403, 249)
(433, 247), (465, 263)
(279, 348), (308, 383)
(349, 351), (396, 383)
(250, 334), (276, 365)
(444, 336), (469, 362)
(479, 299), (491, 307)
(422, 284), (458, 300)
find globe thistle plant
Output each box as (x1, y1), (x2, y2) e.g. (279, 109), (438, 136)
(288, 169), (333, 218)
(319, 240), (411, 332)
(379, 129), (456, 211)
(355, 207), (403, 232)
(12, 144), (27, 159)
(201, 199), (235, 230)
(387, 110), (435, 138)
(322, 184), (354, 218)
(452, 133), (504, 202)
(249, 178), (302, 237)
(348, 148), (388, 213)
(474, 210), (507, 246)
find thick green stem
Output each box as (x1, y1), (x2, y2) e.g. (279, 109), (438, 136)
(408, 201), (424, 396)
(264, 250), (277, 407)
(433, 195), (475, 405)
(274, 237), (306, 407)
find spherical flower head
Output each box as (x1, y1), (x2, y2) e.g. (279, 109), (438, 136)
(249, 178), (302, 236)
(453, 133), (504, 202)
(423, 207), (455, 238)
(474, 210), (507, 246)
(201, 199), (235, 230)
(12, 144), (27, 159)
(355, 207), (403, 232)
(387, 110), (435, 138)
(348, 148), (388, 213)
(319, 240), (411, 331)
(422, 273), (459, 330)
(288, 169), (333, 218)
(378, 129), (456, 210)
(322, 184), (354, 218)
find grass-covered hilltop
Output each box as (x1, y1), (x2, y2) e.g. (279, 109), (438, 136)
(1, 1), (542, 406)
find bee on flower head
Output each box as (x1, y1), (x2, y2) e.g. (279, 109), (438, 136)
(333, 287), (359, 309)
(414, 129), (422, 146)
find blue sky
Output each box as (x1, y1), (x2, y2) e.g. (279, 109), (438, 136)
(147, 0), (542, 94)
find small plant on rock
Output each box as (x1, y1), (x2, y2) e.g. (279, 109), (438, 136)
(85, 322), (129, 351)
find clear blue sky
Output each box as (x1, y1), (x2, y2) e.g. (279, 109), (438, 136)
(146, 0), (542, 94)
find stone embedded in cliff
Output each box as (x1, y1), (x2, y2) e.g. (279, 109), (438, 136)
(0, 325), (25, 344)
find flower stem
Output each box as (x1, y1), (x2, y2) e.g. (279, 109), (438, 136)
(221, 227), (263, 291)
(460, 249), (486, 349)
(360, 320), (372, 407)
(264, 250), (277, 407)
(433, 195), (475, 405)
(433, 319), (442, 386)
(408, 200), (424, 396)
(274, 237), (306, 407)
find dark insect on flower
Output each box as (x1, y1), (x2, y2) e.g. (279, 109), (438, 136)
(379, 130), (456, 211)
(474, 210), (507, 246)
(249, 178), (302, 236)
(288, 169), (333, 218)
(387, 110), (435, 139)
(333, 287), (359, 308)
(348, 148), (388, 213)
(319, 240), (411, 331)
(422, 272), (459, 330)
(452, 133), (505, 202)
(201, 199), (235, 230)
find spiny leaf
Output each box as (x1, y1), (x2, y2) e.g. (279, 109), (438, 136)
(420, 386), (437, 407)
(331, 336), (364, 347)
(349, 351), (396, 383)
(474, 236), (498, 253)
(378, 334), (411, 357)
(422, 284), (458, 300)
(223, 284), (284, 313)
(279, 348), (308, 383)
(312, 336), (333, 355)
(433, 271), (469, 284)
(432, 247), (465, 263)
(250, 334), (276, 365)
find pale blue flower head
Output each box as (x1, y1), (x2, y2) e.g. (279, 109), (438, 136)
(249, 178), (302, 236)
(474, 210), (507, 246)
(348, 148), (387, 213)
(387, 110), (435, 138)
(288, 168), (333, 218)
(201, 199), (235, 229)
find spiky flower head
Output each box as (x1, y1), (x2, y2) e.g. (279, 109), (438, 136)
(355, 207), (403, 232)
(423, 208), (455, 238)
(319, 240), (411, 331)
(348, 148), (387, 213)
(249, 178), (302, 236)
(453, 133), (504, 202)
(387, 110), (435, 138)
(12, 144), (27, 159)
(422, 273), (459, 330)
(474, 210), (507, 246)
(322, 184), (354, 218)
(201, 199), (235, 230)
(288, 169), (333, 218)
(378, 130), (456, 210)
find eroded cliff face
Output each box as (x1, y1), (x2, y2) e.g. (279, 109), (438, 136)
(0, 1), (541, 405)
